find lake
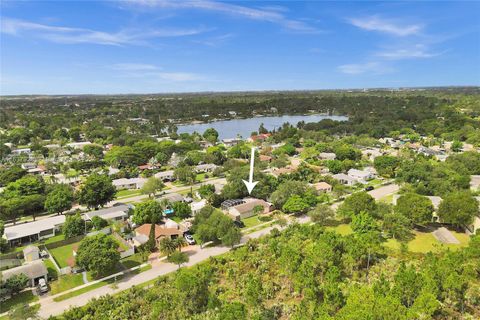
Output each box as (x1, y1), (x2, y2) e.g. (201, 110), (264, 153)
(177, 114), (348, 140)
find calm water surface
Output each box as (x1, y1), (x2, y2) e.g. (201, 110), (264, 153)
(177, 114), (348, 140)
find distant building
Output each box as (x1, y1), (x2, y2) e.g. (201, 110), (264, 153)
(319, 152), (336, 160)
(12, 148), (31, 155)
(332, 173), (357, 186)
(311, 182), (332, 193)
(66, 141), (92, 149)
(160, 192), (184, 204)
(347, 168), (376, 184)
(249, 133), (271, 143)
(194, 163), (218, 173)
(259, 155), (272, 162)
(222, 138), (242, 147)
(154, 170), (175, 182)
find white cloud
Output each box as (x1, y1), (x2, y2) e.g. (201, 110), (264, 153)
(127, 0), (321, 33)
(337, 62), (393, 75)
(376, 44), (441, 59)
(1, 17), (206, 46)
(348, 16), (422, 36)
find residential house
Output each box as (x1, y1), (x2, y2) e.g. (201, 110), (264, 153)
(66, 141), (92, 149)
(160, 192), (185, 204)
(259, 155), (272, 162)
(133, 219), (184, 247)
(154, 170), (175, 182)
(361, 148), (383, 161)
(347, 168), (376, 184)
(227, 198), (273, 221)
(112, 177), (147, 190)
(332, 173), (358, 186)
(4, 215), (66, 246)
(249, 133), (271, 143)
(194, 163), (217, 173)
(311, 182), (332, 193)
(1, 260), (48, 287)
(222, 138), (243, 147)
(83, 204), (130, 222)
(319, 152), (336, 160)
(11, 148), (31, 155)
(21, 163), (37, 170)
(190, 199), (207, 215)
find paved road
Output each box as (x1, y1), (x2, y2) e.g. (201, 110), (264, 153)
(36, 182), (399, 318)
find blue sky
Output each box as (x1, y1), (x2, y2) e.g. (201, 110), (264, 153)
(1, 0), (479, 95)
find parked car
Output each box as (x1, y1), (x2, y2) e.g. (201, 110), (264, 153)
(233, 220), (245, 228)
(184, 234), (196, 245)
(40, 250), (49, 259)
(365, 186), (374, 191)
(72, 266), (85, 274)
(38, 278), (48, 294)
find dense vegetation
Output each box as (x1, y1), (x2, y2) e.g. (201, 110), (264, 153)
(54, 223), (480, 320)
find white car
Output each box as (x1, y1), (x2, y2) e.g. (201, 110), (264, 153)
(38, 278), (48, 294)
(184, 234), (196, 245)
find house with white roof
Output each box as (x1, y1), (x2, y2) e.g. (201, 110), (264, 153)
(332, 173), (358, 186)
(83, 204), (130, 222)
(347, 168), (376, 184)
(112, 177), (147, 190)
(3, 215), (66, 246)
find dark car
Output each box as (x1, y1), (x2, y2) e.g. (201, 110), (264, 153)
(365, 186), (374, 191)
(233, 220), (245, 228)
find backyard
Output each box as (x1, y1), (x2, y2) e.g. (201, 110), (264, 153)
(49, 242), (81, 268)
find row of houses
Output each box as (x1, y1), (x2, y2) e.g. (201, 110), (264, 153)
(3, 205), (131, 247)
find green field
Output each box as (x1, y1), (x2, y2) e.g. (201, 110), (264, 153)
(50, 242), (80, 268)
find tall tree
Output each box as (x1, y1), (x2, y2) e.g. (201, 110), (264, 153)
(45, 184), (74, 215)
(77, 173), (116, 209)
(438, 191), (478, 228)
(395, 193), (434, 226)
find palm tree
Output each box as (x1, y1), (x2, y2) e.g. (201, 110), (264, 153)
(159, 237), (177, 257)
(174, 237), (187, 252)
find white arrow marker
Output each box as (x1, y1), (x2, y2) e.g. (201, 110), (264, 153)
(242, 147), (258, 194)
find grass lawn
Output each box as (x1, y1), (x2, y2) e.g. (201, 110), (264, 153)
(43, 234), (65, 244)
(195, 173), (206, 181)
(50, 274), (84, 295)
(120, 254), (145, 269)
(326, 224), (353, 236)
(54, 264), (152, 302)
(50, 242), (80, 268)
(116, 189), (142, 199)
(379, 194), (394, 204)
(43, 259), (58, 279)
(0, 290), (39, 314)
(242, 215), (263, 228)
(385, 230), (471, 253)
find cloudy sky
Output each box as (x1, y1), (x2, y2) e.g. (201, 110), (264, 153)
(1, 0), (479, 94)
